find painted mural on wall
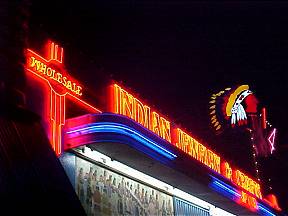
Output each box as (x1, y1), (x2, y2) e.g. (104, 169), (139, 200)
(75, 156), (174, 216)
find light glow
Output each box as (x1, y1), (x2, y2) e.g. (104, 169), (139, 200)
(239, 191), (258, 211)
(111, 84), (171, 142)
(26, 41), (101, 155)
(268, 128), (276, 154)
(263, 194), (282, 211)
(232, 169), (262, 199)
(66, 122), (177, 160)
(27, 50), (82, 96)
(110, 84), (265, 207)
(210, 176), (260, 212)
(212, 180), (240, 198)
(226, 85), (249, 117)
(48, 41), (63, 63)
(221, 162), (233, 181)
(262, 107), (267, 129)
(67, 93), (101, 113)
(50, 89), (65, 155)
(258, 203), (276, 216)
(174, 128), (221, 174)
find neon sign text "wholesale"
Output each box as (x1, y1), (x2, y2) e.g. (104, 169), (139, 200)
(27, 56), (82, 96)
(25, 41), (96, 156)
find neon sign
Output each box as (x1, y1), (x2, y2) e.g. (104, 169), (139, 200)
(26, 41), (100, 155)
(111, 84), (171, 142)
(268, 128), (276, 154)
(109, 84), (265, 207)
(26, 41), (279, 212)
(261, 107), (267, 129)
(27, 56), (82, 96)
(232, 169), (262, 199)
(220, 161), (262, 210)
(210, 176), (258, 211)
(209, 85), (259, 133)
(221, 162), (262, 199)
(175, 128), (221, 174)
(239, 191), (257, 210)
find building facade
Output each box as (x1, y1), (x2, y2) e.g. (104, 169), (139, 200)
(25, 41), (283, 216)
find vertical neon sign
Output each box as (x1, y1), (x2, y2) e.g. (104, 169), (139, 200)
(26, 41), (100, 155)
(48, 42), (65, 155)
(50, 89), (65, 155)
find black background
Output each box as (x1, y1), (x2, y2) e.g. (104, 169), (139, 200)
(28, 1), (288, 212)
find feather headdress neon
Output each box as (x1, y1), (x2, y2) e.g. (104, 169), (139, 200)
(209, 85), (257, 134)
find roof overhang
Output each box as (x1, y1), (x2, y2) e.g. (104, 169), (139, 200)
(64, 113), (269, 215)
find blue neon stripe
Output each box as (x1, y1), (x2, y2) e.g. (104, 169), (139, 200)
(258, 204), (276, 216)
(211, 176), (278, 216)
(66, 123), (177, 160)
(210, 176), (241, 198)
(213, 181), (240, 197)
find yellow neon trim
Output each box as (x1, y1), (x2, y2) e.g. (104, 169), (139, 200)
(211, 115), (216, 120)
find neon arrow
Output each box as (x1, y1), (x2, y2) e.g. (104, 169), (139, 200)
(268, 128), (276, 154)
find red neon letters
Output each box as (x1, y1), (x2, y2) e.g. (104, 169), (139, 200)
(175, 128), (221, 174)
(233, 169), (262, 199)
(239, 191), (258, 211)
(112, 84), (171, 142)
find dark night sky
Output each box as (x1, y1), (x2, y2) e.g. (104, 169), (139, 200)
(29, 1), (288, 211)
